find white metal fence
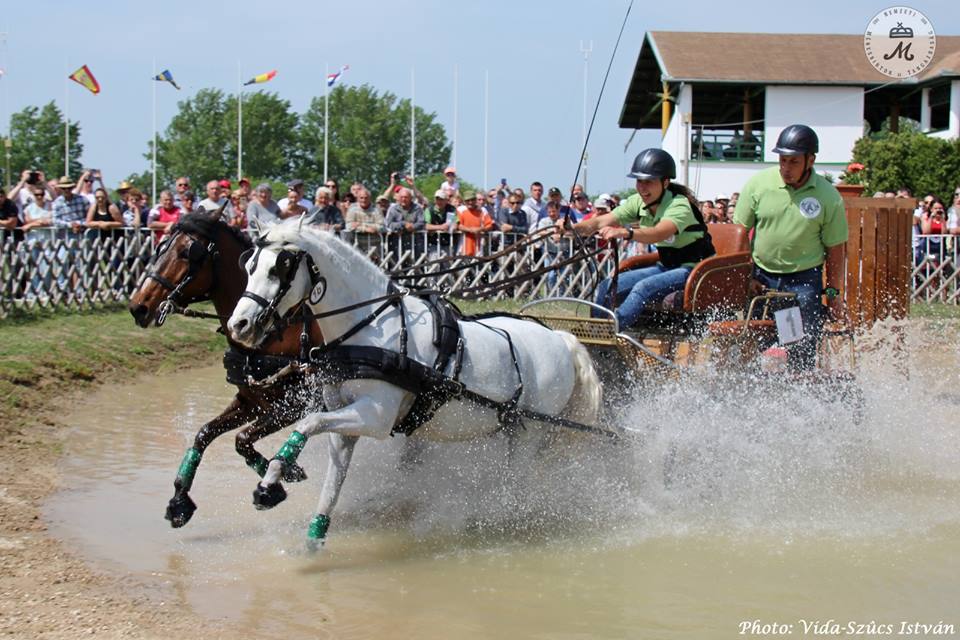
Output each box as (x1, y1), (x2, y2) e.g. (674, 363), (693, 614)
(0, 228), (617, 317)
(912, 234), (959, 304)
(3, 229), (954, 318)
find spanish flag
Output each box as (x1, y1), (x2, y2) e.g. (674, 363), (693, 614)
(243, 70), (277, 86)
(153, 69), (181, 90)
(69, 65), (100, 95)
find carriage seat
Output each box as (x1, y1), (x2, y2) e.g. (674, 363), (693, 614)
(617, 223), (753, 315)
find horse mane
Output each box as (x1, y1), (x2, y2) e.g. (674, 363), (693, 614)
(174, 212), (252, 249)
(263, 218), (388, 292)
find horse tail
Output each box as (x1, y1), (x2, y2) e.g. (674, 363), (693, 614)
(556, 331), (603, 426)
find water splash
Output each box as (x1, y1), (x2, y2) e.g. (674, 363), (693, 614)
(318, 319), (960, 545)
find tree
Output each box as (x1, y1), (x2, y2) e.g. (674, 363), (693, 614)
(851, 131), (960, 200)
(6, 102), (82, 184)
(293, 84), (451, 191)
(152, 89), (297, 188)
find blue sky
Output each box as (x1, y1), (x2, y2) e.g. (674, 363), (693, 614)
(0, 0), (956, 195)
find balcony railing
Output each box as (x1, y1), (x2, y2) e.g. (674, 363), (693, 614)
(691, 129), (764, 162)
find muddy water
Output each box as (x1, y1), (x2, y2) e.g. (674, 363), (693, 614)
(45, 322), (960, 639)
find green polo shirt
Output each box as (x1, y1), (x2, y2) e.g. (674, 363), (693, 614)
(733, 167), (848, 274)
(612, 190), (704, 267)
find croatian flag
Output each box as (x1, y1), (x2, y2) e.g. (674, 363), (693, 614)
(326, 65), (349, 88)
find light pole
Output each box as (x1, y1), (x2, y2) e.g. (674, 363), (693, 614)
(579, 40), (593, 194)
(3, 137), (10, 192)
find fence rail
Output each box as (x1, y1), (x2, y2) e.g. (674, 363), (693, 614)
(1, 225), (955, 319)
(0, 228), (620, 318)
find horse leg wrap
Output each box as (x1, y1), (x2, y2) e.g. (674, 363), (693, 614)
(306, 514), (331, 552)
(175, 447), (202, 492)
(276, 431), (307, 466)
(308, 514), (331, 541)
(247, 454), (269, 478)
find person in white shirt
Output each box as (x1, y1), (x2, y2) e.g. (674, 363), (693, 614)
(276, 179), (313, 210)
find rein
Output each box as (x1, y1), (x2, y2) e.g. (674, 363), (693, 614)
(388, 225), (606, 300)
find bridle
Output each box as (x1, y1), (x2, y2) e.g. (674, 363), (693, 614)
(143, 230), (219, 326)
(238, 244), (323, 337)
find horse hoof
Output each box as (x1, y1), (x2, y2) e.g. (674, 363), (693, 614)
(252, 482), (287, 510)
(165, 493), (197, 528)
(282, 462), (308, 483)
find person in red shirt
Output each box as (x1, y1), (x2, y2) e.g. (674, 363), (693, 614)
(457, 190), (494, 256)
(147, 190), (182, 242)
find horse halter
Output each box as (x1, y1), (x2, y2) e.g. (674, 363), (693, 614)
(144, 231), (219, 326)
(238, 245), (322, 335)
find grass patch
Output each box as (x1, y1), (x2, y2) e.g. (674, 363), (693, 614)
(0, 306), (225, 437)
(909, 302), (960, 320)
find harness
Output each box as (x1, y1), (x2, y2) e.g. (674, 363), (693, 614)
(241, 243), (615, 439)
(144, 232), (220, 325)
(145, 228), (301, 386)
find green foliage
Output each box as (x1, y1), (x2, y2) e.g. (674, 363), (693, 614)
(293, 84), (451, 191)
(6, 102), (82, 184)
(152, 89), (298, 188)
(851, 131), (960, 199)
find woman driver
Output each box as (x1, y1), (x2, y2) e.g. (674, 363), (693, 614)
(564, 148), (715, 328)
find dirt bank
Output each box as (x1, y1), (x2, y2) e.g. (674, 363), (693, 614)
(0, 308), (235, 639)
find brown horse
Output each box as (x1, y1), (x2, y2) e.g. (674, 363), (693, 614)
(129, 207), (323, 527)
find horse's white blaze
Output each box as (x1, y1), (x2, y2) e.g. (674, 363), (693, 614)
(226, 220), (604, 541)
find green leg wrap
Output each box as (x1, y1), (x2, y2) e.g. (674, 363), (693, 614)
(276, 431), (308, 466)
(308, 514), (331, 540)
(175, 448), (202, 492)
(247, 455), (268, 478)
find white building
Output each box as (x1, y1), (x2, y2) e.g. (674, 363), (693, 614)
(619, 32), (960, 200)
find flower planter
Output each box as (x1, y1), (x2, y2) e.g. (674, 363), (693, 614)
(836, 183), (865, 199)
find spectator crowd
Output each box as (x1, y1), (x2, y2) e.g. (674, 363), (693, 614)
(2, 163), (959, 301)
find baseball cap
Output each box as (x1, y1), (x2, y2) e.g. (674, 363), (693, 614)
(433, 189), (448, 199)
(593, 198), (609, 210)
(444, 166), (457, 175)
(239, 177), (251, 186)
(286, 179), (304, 189)
(548, 187), (562, 197)
(218, 179), (231, 189)
(462, 190), (477, 200)
(715, 193), (729, 201)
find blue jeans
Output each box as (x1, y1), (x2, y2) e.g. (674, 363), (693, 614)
(594, 263), (692, 328)
(752, 266), (824, 371)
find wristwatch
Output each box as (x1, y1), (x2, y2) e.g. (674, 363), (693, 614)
(823, 286), (840, 299)
(625, 227), (635, 241)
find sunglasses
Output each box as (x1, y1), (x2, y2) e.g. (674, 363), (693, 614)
(84, 178), (94, 183)
(177, 183), (189, 187)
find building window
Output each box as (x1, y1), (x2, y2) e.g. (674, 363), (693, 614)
(929, 84), (950, 131)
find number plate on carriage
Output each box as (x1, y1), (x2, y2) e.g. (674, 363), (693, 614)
(774, 306), (804, 345)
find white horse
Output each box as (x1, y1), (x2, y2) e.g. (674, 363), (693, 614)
(226, 219), (602, 549)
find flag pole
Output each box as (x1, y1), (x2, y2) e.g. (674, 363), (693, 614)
(64, 59), (69, 177)
(323, 62), (329, 183)
(238, 61), (242, 182)
(152, 58), (157, 206)
(452, 64), (458, 170)
(483, 69), (489, 191)
(410, 67), (416, 181)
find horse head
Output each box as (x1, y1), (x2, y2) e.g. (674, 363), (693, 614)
(227, 229), (314, 349)
(129, 202), (239, 327)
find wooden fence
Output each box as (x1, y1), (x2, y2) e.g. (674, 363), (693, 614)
(841, 197), (914, 328)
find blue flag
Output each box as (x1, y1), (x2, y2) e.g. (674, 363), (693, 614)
(153, 69), (180, 90)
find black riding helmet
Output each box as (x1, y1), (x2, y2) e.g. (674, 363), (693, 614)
(627, 148), (677, 180)
(772, 124), (819, 155)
